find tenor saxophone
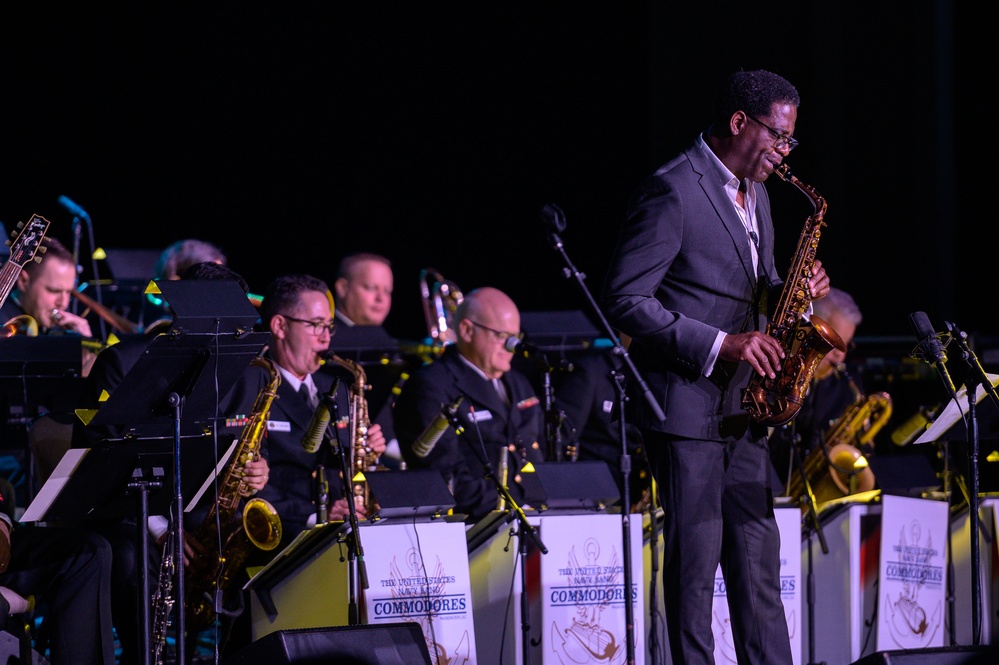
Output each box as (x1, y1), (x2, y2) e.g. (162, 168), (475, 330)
(184, 357), (283, 633)
(741, 163), (847, 426)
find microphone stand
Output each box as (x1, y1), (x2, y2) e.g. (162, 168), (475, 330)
(322, 387), (368, 625)
(71, 217), (82, 312)
(944, 322), (999, 646)
(789, 427), (828, 665)
(609, 368), (640, 665)
(542, 204), (665, 665)
(167, 391), (188, 662)
(520, 346), (569, 462)
(69, 208), (108, 340)
(460, 405), (546, 665)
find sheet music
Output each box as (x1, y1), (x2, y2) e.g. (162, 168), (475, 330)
(914, 373), (999, 444)
(21, 448), (89, 522)
(185, 436), (241, 513)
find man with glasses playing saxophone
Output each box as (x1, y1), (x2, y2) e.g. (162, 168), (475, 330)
(601, 69), (828, 665)
(393, 286), (546, 522)
(209, 272), (388, 657)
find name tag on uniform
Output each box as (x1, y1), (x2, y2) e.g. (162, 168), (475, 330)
(469, 409), (493, 423)
(267, 420), (291, 432)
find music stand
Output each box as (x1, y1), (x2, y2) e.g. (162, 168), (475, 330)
(22, 434), (233, 665)
(0, 336), (83, 503)
(80, 278), (267, 664)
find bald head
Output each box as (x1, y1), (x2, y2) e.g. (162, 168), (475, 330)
(454, 287), (521, 379)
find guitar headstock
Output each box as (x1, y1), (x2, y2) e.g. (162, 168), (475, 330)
(4, 214), (51, 268)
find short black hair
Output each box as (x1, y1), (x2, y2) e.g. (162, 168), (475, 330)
(258, 273), (330, 328)
(712, 69), (800, 126)
(179, 260), (250, 293)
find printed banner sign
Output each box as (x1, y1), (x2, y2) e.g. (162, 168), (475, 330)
(712, 506), (801, 664)
(361, 521), (478, 663)
(876, 494), (947, 651)
(538, 513), (644, 665)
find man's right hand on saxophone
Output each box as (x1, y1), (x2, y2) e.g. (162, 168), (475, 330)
(719, 258), (830, 380)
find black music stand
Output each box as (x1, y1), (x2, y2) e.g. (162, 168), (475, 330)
(81, 278), (267, 664)
(21, 434), (233, 665)
(0, 335), (83, 503)
(914, 372), (999, 645)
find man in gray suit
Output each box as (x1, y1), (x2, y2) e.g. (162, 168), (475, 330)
(601, 69), (831, 665)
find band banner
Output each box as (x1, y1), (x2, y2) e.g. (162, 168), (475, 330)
(875, 494), (948, 651)
(361, 521), (478, 664)
(711, 506), (801, 664)
(537, 513), (645, 665)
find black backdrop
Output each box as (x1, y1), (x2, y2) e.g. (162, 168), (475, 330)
(1, 3), (990, 346)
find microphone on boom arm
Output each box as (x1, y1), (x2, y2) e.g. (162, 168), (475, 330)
(302, 379), (341, 454)
(909, 311), (958, 400)
(412, 396), (464, 458)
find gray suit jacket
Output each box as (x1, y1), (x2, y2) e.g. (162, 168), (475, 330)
(601, 141), (783, 441)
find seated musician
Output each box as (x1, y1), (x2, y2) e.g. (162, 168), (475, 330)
(71, 261), (271, 665)
(393, 286), (545, 521)
(0, 236), (99, 376)
(331, 251), (406, 468)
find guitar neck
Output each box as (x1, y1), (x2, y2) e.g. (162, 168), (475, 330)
(0, 261), (22, 311)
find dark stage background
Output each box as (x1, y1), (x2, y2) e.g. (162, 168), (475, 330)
(1, 4), (994, 441)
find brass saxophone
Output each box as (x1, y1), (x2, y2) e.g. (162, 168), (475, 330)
(786, 390), (893, 507)
(326, 354), (380, 514)
(742, 163), (847, 426)
(185, 357), (283, 633)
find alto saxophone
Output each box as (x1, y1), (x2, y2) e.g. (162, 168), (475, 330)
(326, 354), (380, 515)
(742, 163), (847, 426)
(185, 357), (283, 633)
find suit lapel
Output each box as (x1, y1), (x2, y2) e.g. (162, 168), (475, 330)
(688, 146), (757, 286)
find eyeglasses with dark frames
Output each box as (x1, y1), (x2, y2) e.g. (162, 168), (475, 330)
(468, 319), (524, 344)
(282, 315), (337, 336)
(746, 114), (799, 152)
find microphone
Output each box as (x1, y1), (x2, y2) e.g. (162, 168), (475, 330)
(302, 379), (340, 454)
(909, 311), (957, 397)
(412, 396), (463, 458)
(504, 335), (543, 356)
(57, 195), (91, 223)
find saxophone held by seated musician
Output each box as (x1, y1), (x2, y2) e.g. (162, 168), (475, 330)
(183, 357), (283, 634)
(784, 387), (893, 509)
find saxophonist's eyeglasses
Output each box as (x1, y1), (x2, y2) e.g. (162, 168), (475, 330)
(283, 315), (337, 336)
(746, 114), (799, 152)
